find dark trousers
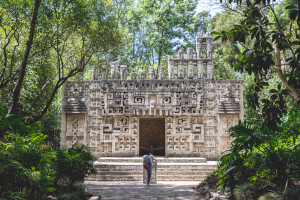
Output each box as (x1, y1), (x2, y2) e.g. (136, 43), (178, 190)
(147, 167), (152, 183)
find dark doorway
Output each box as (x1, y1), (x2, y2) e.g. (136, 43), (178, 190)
(139, 118), (165, 156)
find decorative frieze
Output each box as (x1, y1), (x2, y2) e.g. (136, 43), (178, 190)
(60, 33), (244, 159)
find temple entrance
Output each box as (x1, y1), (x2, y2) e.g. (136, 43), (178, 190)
(139, 118), (165, 156)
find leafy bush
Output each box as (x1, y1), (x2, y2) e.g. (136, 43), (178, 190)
(234, 183), (259, 200)
(56, 193), (81, 200)
(0, 133), (55, 200)
(0, 111), (96, 199)
(55, 144), (97, 191)
(215, 106), (300, 196)
(282, 187), (300, 200)
(0, 106), (40, 139)
(258, 192), (283, 200)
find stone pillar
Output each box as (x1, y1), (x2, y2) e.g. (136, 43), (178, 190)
(120, 65), (127, 80)
(168, 56), (174, 79)
(207, 61), (213, 79)
(177, 48), (184, 59)
(178, 61), (184, 79)
(149, 67), (155, 79)
(196, 35), (202, 58)
(159, 66), (165, 80)
(111, 61), (118, 79)
(188, 61), (194, 79)
(187, 47), (193, 59)
(92, 66), (98, 80)
(102, 72), (108, 80)
(140, 72), (146, 80)
(197, 60), (203, 79)
(206, 38), (212, 59)
(101, 65), (107, 80)
(130, 72), (137, 80)
(143, 155), (157, 184)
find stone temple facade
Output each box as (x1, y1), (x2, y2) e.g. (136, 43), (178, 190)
(60, 34), (243, 160)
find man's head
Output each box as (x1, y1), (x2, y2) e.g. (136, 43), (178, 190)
(147, 151), (151, 155)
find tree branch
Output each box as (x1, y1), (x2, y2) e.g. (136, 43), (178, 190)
(269, 4), (300, 70)
(274, 42), (300, 100)
(8, 0), (42, 115)
(28, 71), (59, 112)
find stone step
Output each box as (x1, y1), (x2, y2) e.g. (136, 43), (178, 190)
(95, 167), (216, 172)
(97, 157), (143, 163)
(157, 175), (207, 180)
(87, 175), (208, 182)
(95, 164), (142, 168)
(156, 157), (207, 163)
(94, 161), (217, 166)
(157, 165), (217, 170)
(87, 175), (207, 181)
(95, 163), (216, 168)
(96, 171), (143, 175)
(94, 167), (142, 171)
(158, 178), (206, 181)
(157, 169), (215, 174)
(157, 171), (211, 176)
(97, 157), (207, 163)
(86, 157), (217, 182)
(94, 167), (216, 174)
(93, 169), (211, 175)
(86, 175), (142, 181)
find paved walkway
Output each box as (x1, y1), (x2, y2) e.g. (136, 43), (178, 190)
(85, 181), (203, 200)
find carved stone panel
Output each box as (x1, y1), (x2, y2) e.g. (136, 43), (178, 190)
(61, 33), (243, 159)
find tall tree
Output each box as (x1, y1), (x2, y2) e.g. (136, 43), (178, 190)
(125, 0), (197, 70)
(214, 0), (300, 105)
(0, 0), (123, 122)
(7, 0), (41, 115)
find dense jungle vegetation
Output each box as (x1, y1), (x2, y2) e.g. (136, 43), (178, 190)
(0, 0), (299, 199)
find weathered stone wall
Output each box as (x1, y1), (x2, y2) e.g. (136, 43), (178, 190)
(60, 34), (244, 159)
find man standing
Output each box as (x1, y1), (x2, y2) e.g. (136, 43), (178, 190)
(145, 151), (153, 185)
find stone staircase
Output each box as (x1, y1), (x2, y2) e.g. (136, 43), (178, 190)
(86, 157), (217, 182)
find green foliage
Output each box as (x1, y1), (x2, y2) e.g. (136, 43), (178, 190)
(0, 132), (56, 200)
(215, 105), (300, 195)
(0, 114), (96, 199)
(0, 0), (123, 123)
(261, 84), (290, 130)
(0, 106), (40, 138)
(213, 0), (300, 108)
(55, 144), (96, 190)
(211, 1), (300, 198)
(234, 183), (260, 200)
(221, 0), (276, 4)
(117, 0), (198, 70)
(56, 193), (81, 200)
(257, 192), (282, 200)
(282, 187), (300, 200)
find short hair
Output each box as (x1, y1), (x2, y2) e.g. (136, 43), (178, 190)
(147, 151), (151, 155)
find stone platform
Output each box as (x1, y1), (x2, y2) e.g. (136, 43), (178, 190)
(85, 181), (229, 200)
(85, 157), (217, 182)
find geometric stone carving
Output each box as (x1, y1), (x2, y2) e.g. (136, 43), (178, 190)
(61, 34), (244, 159)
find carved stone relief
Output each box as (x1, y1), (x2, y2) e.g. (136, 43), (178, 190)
(61, 33), (244, 159)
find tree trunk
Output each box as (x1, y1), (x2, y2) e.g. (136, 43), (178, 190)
(152, 48), (154, 65)
(157, 47), (162, 74)
(274, 42), (300, 100)
(8, 0), (42, 115)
